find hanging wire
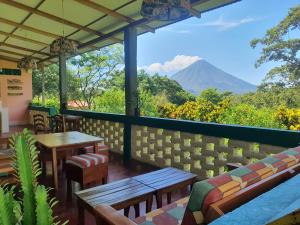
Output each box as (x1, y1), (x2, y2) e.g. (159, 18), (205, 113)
(62, 0), (65, 37)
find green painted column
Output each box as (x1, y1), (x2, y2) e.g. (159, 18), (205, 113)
(124, 26), (138, 162)
(59, 52), (67, 113)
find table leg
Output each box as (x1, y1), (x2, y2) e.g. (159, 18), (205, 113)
(167, 192), (172, 204)
(134, 204), (140, 218)
(51, 148), (58, 191)
(124, 207), (130, 217)
(77, 199), (85, 225)
(146, 196), (153, 213)
(94, 143), (97, 153)
(156, 193), (163, 209)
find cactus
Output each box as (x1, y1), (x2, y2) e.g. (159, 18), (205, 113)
(0, 129), (67, 225)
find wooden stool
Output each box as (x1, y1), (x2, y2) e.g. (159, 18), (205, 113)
(66, 153), (108, 201)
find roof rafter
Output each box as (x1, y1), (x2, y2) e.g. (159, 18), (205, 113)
(0, 17), (59, 39)
(0, 30), (48, 47)
(0, 0), (122, 43)
(74, 0), (155, 33)
(0, 42), (50, 56)
(0, 54), (20, 62)
(0, 48), (53, 63)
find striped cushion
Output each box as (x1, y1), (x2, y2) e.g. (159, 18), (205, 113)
(83, 143), (109, 153)
(66, 153), (108, 168)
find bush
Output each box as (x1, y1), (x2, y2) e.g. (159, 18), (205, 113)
(218, 104), (284, 129)
(275, 107), (300, 130)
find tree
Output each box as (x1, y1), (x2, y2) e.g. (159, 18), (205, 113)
(251, 5), (300, 87)
(68, 44), (123, 110)
(32, 64), (59, 100)
(199, 88), (232, 104)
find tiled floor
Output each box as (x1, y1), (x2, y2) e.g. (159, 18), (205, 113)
(41, 152), (190, 225)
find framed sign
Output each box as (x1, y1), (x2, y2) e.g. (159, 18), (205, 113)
(0, 68), (21, 76)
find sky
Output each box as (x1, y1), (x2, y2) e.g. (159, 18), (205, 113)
(137, 0), (299, 85)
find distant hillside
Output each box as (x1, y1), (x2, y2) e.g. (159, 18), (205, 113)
(171, 60), (256, 95)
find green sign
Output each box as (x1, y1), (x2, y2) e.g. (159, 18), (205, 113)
(0, 68), (21, 76)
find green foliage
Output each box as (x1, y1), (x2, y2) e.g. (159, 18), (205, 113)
(232, 85), (300, 109)
(0, 187), (20, 225)
(0, 129), (67, 225)
(251, 4), (300, 87)
(138, 71), (194, 105)
(199, 88), (232, 104)
(158, 103), (177, 118)
(94, 89), (125, 114)
(32, 96), (60, 114)
(275, 107), (300, 130)
(138, 90), (160, 117)
(218, 104), (284, 129)
(68, 44), (123, 110)
(32, 64), (59, 99)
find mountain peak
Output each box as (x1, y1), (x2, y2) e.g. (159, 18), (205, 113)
(171, 60), (256, 95)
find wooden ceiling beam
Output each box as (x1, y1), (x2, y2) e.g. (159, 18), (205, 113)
(0, 0), (121, 43)
(0, 48), (50, 62)
(74, 0), (155, 33)
(0, 17), (59, 39)
(0, 43), (50, 56)
(0, 30), (48, 47)
(0, 54), (19, 62)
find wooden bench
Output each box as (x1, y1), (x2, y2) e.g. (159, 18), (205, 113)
(132, 167), (197, 208)
(76, 167), (197, 225)
(76, 178), (155, 225)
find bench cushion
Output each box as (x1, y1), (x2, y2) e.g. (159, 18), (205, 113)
(186, 146), (300, 224)
(209, 173), (300, 225)
(134, 197), (189, 225)
(66, 153), (108, 168)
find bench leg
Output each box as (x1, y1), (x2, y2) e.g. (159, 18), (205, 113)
(77, 200), (85, 225)
(156, 193), (163, 209)
(124, 207), (130, 217)
(146, 196), (153, 213)
(67, 178), (72, 202)
(167, 192), (172, 204)
(134, 204), (140, 218)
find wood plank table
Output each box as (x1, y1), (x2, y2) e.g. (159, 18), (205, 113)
(133, 167), (197, 208)
(75, 178), (155, 225)
(34, 131), (103, 191)
(76, 167), (197, 225)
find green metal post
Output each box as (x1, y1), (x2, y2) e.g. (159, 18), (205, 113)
(59, 52), (67, 113)
(124, 26), (138, 162)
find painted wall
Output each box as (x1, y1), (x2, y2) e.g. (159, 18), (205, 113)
(0, 59), (32, 126)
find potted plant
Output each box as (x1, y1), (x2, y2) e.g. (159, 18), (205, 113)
(0, 129), (67, 225)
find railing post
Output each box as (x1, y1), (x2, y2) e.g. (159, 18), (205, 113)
(59, 52), (67, 113)
(124, 26), (137, 162)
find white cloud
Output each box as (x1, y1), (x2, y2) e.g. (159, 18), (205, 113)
(139, 55), (201, 75)
(197, 16), (259, 30)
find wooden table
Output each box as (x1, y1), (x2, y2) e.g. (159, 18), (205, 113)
(34, 131), (103, 191)
(133, 167), (197, 208)
(76, 178), (155, 225)
(76, 167), (197, 224)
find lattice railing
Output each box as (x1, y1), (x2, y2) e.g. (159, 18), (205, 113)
(79, 117), (124, 154)
(131, 125), (285, 179)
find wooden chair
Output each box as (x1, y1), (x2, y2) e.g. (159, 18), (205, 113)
(49, 115), (65, 133)
(33, 114), (50, 134)
(64, 115), (81, 131)
(66, 153), (109, 201)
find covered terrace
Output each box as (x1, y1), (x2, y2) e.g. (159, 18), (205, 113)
(0, 0), (300, 225)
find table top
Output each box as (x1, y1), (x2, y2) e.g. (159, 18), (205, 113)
(133, 167), (197, 190)
(76, 167), (197, 209)
(76, 178), (155, 208)
(34, 131), (103, 149)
